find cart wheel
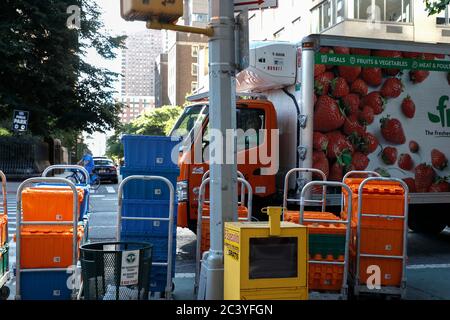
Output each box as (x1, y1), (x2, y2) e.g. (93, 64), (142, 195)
(0, 286), (10, 300)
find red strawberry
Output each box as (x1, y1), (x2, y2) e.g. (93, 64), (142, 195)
(329, 162), (344, 182)
(421, 53), (436, 60)
(398, 154), (414, 171)
(382, 147), (398, 165)
(313, 151), (330, 179)
(361, 132), (379, 155)
(314, 72), (335, 96)
(331, 77), (350, 98)
(434, 54), (446, 59)
(403, 178), (416, 193)
(409, 141), (419, 154)
(333, 46), (350, 55)
(351, 79), (369, 96)
(343, 115), (365, 136)
(352, 152), (370, 171)
(314, 96), (345, 133)
(350, 48), (371, 56)
(361, 68), (383, 87)
(314, 64), (326, 77)
(403, 52), (421, 59)
(415, 163), (436, 192)
(380, 77), (404, 99)
(380, 116), (406, 145)
(313, 132), (329, 152)
(358, 106), (375, 126)
(319, 47), (332, 54)
(338, 66), (361, 84)
(401, 96), (416, 119)
(410, 70), (430, 84)
(429, 177), (450, 193)
(326, 131), (354, 160)
(361, 92), (386, 115)
(431, 149), (448, 170)
(373, 50), (402, 76)
(341, 94), (360, 116)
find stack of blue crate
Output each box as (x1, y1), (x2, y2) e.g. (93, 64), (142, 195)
(120, 135), (179, 294)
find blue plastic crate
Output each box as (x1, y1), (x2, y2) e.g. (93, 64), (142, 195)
(120, 233), (176, 262)
(20, 271), (73, 300)
(120, 167), (179, 201)
(121, 199), (177, 236)
(122, 135), (180, 170)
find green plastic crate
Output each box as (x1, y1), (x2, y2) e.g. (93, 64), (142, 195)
(0, 244), (8, 278)
(309, 234), (346, 260)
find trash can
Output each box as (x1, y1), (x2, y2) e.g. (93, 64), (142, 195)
(80, 242), (152, 300)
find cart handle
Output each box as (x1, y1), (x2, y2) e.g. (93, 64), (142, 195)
(355, 177), (409, 288)
(15, 177), (79, 300)
(42, 165), (91, 185)
(283, 168), (328, 217)
(116, 175), (175, 300)
(0, 171), (7, 217)
(341, 171), (381, 208)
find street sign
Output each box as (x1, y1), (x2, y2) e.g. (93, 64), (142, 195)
(12, 110), (29, 132)
(235, 10), (250, 71)
(234, 0), (278, 11)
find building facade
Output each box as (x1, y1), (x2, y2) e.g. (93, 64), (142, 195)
(154, 53), (170, 108)
(119, 96), (155, 124)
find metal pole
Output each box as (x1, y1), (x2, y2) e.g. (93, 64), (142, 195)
(204, 0), (237, 300)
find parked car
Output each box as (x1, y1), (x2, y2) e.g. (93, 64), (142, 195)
(93, 157), (118, 184)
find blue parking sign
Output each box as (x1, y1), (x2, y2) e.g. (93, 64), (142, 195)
(12, 110), (29, 132)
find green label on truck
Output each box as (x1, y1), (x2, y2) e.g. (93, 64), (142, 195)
(315, 53), (450, 72)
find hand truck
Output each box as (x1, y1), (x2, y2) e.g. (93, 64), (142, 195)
(15, 177), (80, 300)
(117, 175), (175, 300)
(300, 180), (353, 300)
(0, 171), (10, 300)
(351, 177), (409, 299)
(194, 173), (253, 297)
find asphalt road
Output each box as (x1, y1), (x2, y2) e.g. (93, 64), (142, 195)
(2, 180), (450, 300)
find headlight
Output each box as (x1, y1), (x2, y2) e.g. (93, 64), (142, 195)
(177, 180), (188, 202)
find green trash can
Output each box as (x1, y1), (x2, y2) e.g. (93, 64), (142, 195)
(80, 242), (152, 300)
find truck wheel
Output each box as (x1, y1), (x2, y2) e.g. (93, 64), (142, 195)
(0, 286), (10, 300)
(408, 209), (447, 235)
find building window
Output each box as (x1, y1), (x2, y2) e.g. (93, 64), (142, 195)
(352, 0), (411, 23)
(437, 5), (450, 26)
(192, 45), (199, 58)
(192, 63), (198, 76)
(191, 82), (198, 93)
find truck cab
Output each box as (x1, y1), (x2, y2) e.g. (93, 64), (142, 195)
(172, 98), (278, 231)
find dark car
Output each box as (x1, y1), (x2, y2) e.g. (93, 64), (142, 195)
(93, 158), (118, 184)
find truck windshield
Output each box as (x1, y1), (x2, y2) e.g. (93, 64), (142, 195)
(170, 104), (209, 140)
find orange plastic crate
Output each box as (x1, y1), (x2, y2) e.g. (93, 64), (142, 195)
(18, 225), (84, 269)
(284, 211), (339, 224)
(309, 261), (345, 292)
(200, 204), (249, 253)
(0, 215), (7, 245)
(22, 187), (84, 222)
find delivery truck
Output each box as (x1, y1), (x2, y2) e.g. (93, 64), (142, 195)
(172, 34), (450, 235)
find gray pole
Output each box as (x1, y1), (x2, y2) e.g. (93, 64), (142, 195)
(205, 0), (237, 300)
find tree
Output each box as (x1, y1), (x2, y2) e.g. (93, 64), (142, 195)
(425, 0), (450, 15)
(0, 0), (125, 137)
(106, 106), (183, 160)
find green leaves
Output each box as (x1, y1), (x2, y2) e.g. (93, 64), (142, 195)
(424, 0), (450, 16)
(428, 112), (441, 123)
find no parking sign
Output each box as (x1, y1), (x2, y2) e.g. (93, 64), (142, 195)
(12, 110), (29, 132)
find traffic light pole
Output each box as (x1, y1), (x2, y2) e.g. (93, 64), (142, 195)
(203, 0), (237, 300)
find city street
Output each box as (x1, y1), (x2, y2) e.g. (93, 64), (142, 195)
(2, 179), (450, 300)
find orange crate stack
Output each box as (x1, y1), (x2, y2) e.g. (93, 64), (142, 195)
(22, 187), (84, 222)
(200, 204), (249, 254)
(0, 215), (7, 246)
(284, 210), (339, 224)
(343, 178), (407, 289)
(17, 226), (84, 269)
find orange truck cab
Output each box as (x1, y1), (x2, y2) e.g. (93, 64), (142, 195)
(172, 99), (278, 231)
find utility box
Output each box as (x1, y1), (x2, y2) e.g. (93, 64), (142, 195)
(120, 0), (183, 24)
(224, 207), (308, 300)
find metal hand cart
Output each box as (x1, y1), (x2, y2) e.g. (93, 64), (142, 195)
(117, 175), (175, 300)
(352, 177), (409, 299)
(341, 170), (381, 206)
(194, 173), (253, 296)
(282, 168), (328, 220)
(42, 165), (91, 241)
(0, 171), (10, 299)
(15, 177), (80, 300)
(300, 181), (353, 300)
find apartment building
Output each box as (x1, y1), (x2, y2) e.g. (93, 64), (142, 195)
(154, 53), (170, 108)
(119, 96), (155, 124)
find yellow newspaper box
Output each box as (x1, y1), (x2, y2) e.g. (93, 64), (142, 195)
(120, 0), (183, 23)
(224, 207), (309, 300)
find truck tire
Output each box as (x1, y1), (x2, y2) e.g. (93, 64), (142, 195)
(408, 209), (447, 235)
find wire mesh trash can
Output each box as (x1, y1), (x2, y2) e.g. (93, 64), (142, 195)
(80, 242), (152, 300)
